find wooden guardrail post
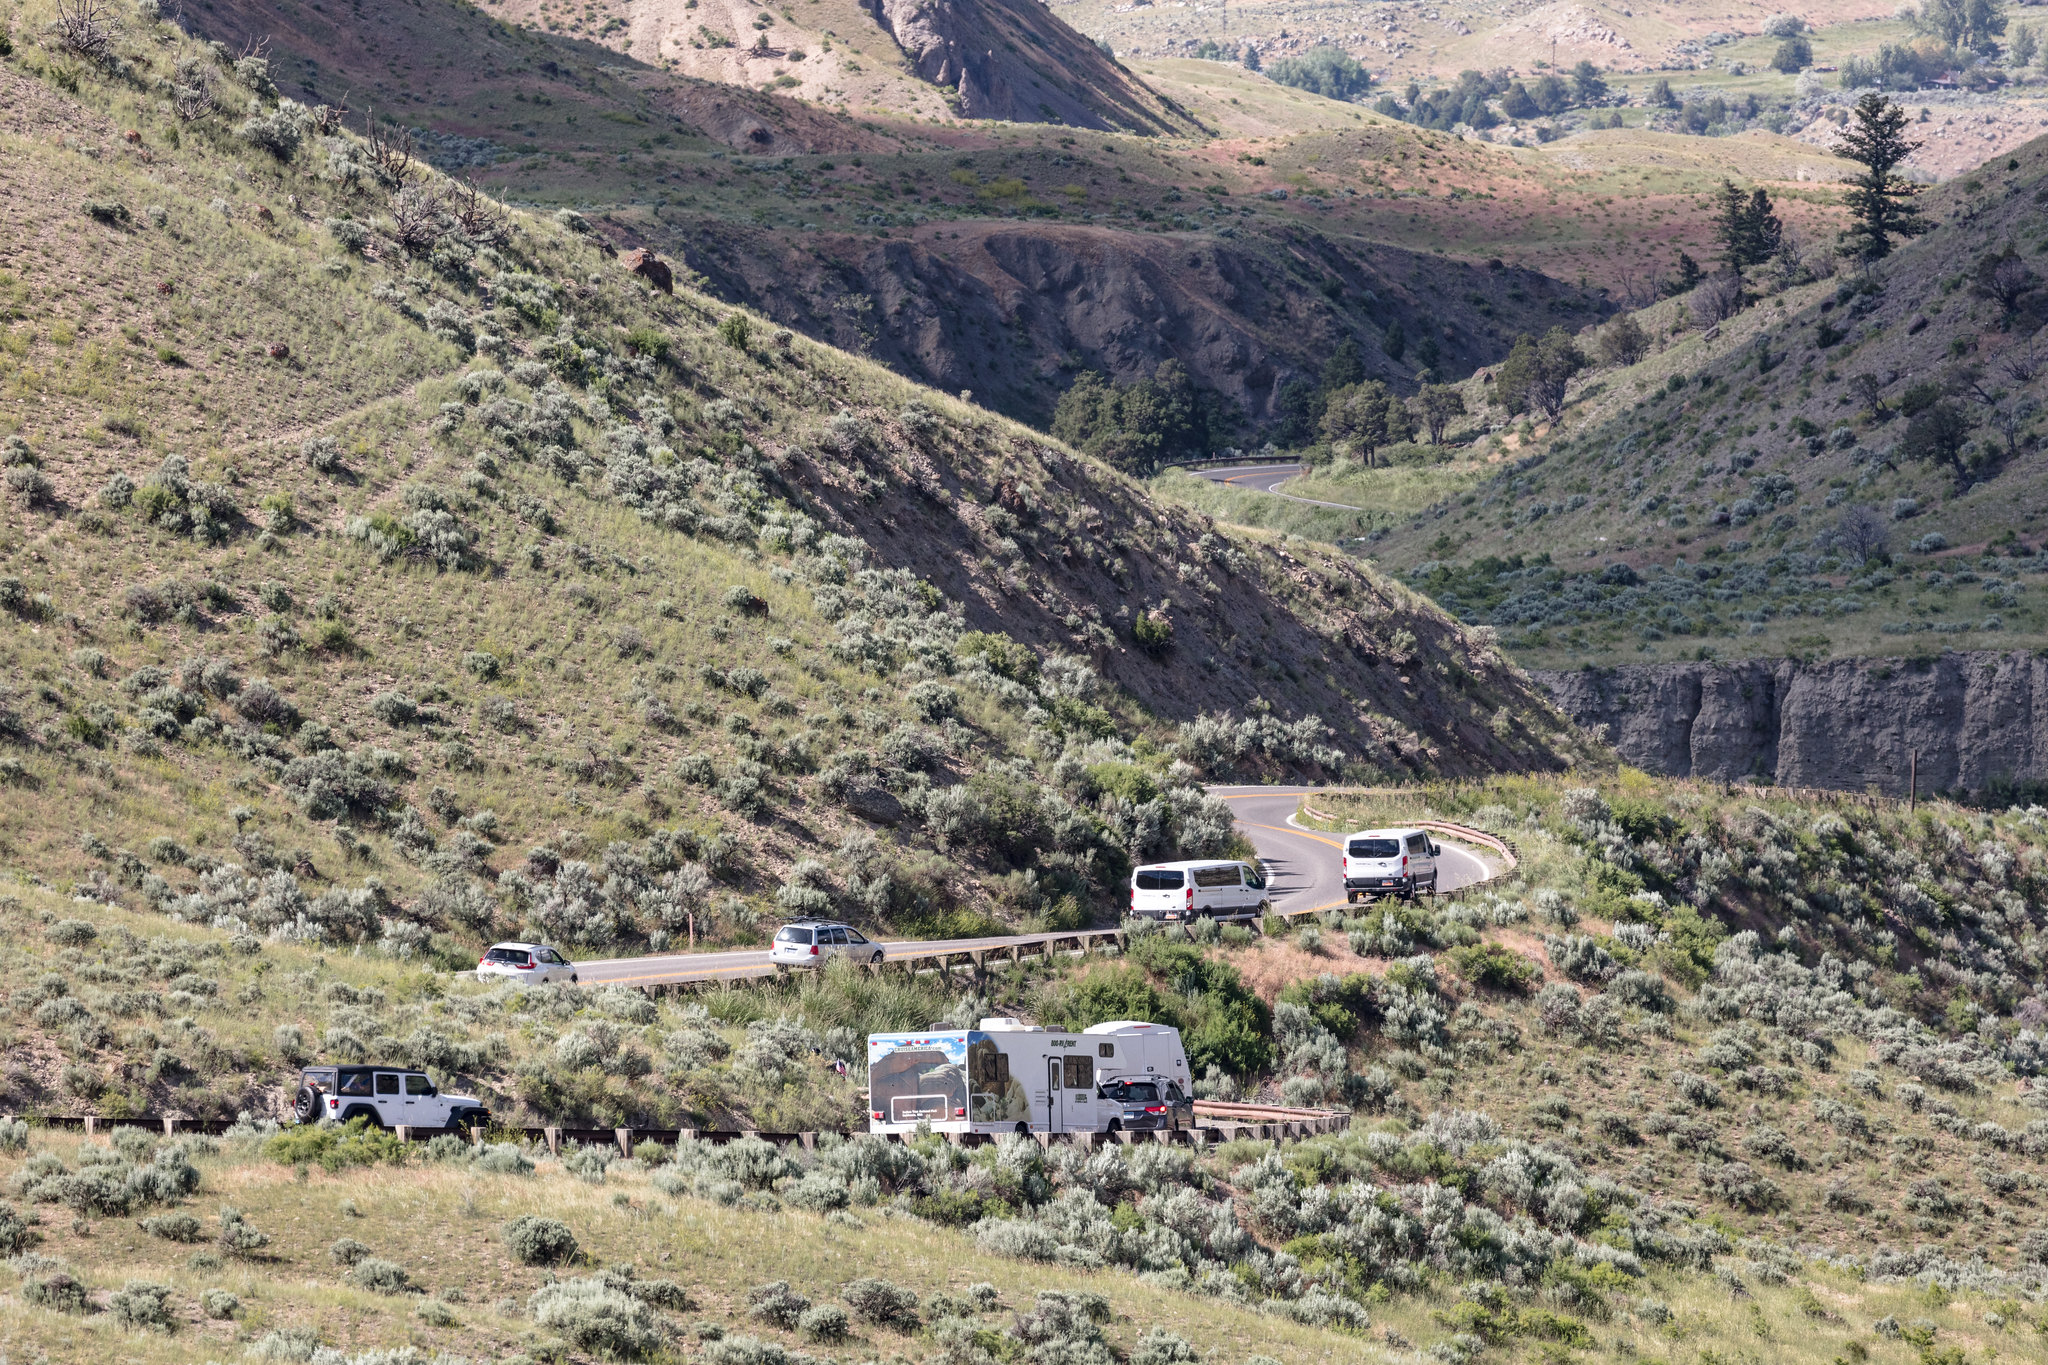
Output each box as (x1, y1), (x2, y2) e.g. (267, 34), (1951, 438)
(544, 1126), (560, 1156)
(615, 1128), (634, 1158)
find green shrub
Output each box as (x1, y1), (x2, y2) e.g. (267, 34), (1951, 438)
(1445, 942), (1542, 992)
(263, 1118), (407, 1172)
(139, 1213), (204, 1242)
(504, 1214), (579, 1265)
(842, 1277), (919, 1327)
(329, 1237), (372, 1265)
(348, 1257), (416, 1294)
(747, 1280), (810, 1327)
(109, 1279), (176, 1330)
(531, 1275), (669, 1358)
(201, 1288), (239, 1319)
(798, 1304), (849, 1341)
(25, 1270), (90, 1314)
(718, 313), (752, 350)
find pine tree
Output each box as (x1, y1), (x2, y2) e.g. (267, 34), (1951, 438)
(1835, 93), (1930, 260)
(1714, 181), (1783, 268)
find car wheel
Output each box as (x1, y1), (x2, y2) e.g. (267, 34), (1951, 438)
(341, 1105), (382, 1129)
(1345, 890), (1357, 904)
(293, 1085), (321, 1125)
(1106, 1119), (1122, 1134)
(568, 973), (578, 984)
(870, 949), (885, 965)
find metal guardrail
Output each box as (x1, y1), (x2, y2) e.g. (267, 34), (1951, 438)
(624, 929), (1132, 996)
(24, 1110), (1349, 1150)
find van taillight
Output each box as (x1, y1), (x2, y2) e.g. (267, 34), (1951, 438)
(1185, 887), (1194, 903)
(1402, 855), (1408, 870)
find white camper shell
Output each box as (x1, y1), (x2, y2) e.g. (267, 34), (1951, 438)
(1128, 859), (1269, 923)
(866, 1018), (1191, 1137)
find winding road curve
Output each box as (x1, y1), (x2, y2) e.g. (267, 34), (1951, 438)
(1212, 786), (1492, 914)
(1191, 463), (1365, 510)
(565, 789), (1492, 988)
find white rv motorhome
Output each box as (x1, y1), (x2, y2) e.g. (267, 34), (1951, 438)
(866, 1018), (1191, 1137)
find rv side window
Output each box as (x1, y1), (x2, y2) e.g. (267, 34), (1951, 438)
(1097, 1043), (1114, 1058)
(969, 1042), (1011, 1088)
(1062, 1056), (1093, 1089)
(1193, 865), (1239, 888)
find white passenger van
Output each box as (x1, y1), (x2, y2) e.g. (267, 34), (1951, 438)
(1128, 859), (1269, 923)
(867, 1018), (1191, 1136)
(1342, 827), (1440, 902)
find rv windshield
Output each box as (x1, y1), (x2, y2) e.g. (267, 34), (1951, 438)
(869, 1044), (966, 1124)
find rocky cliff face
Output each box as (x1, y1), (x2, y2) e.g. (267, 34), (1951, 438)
(669, 219), (1602, 427)
(860, 0), (1192, 131)
(1534, 653), (2048, 799)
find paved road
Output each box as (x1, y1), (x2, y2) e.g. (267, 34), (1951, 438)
(1211, 786), (1492, 914)
(573, 930), (1074, 987)
(1192, 463), (1363, 510)
(562, 788), (1489, 987)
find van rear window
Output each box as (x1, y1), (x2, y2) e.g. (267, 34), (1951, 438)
(1349, 839), (1401, 859)
(1134, 870), (1185, 891)
(776, 927), (814, 945)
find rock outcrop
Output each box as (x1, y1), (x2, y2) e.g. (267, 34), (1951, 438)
(669, 219), (1603, 426)
(860, 0), (1194, 132)
(1534, 652), (2048, 799)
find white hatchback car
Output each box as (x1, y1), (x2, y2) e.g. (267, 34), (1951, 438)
(475, 942), (579, 984)
(770, 920), (885, 968)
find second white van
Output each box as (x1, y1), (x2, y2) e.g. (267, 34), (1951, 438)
(1342, 827), (1439, 902)
(1129, 860), (1269, 923)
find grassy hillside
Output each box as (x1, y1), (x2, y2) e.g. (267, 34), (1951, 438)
(4, 770), (2048, 1360)
(1362, 129), (2048, 669)
(0, 0), (1591, 1000)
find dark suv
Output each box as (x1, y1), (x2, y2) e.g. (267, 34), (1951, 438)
(1098, 1077), (1194, 1133)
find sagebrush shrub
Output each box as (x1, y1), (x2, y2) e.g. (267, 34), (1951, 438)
(348, 1257), (416, 1294)
(109, 1279), (176, 1330)
(746, 1279), (810, 1327)
(504, 1213), (578, 1265)
(842, 1276), (919, 1327)
(24, 1271), (90, 1314)
(530, 1275), (668, 1359)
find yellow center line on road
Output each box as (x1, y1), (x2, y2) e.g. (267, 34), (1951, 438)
(1241, 820), (1343, 849)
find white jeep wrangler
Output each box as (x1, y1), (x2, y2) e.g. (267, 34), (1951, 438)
(293, 1064), (490, 1130)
